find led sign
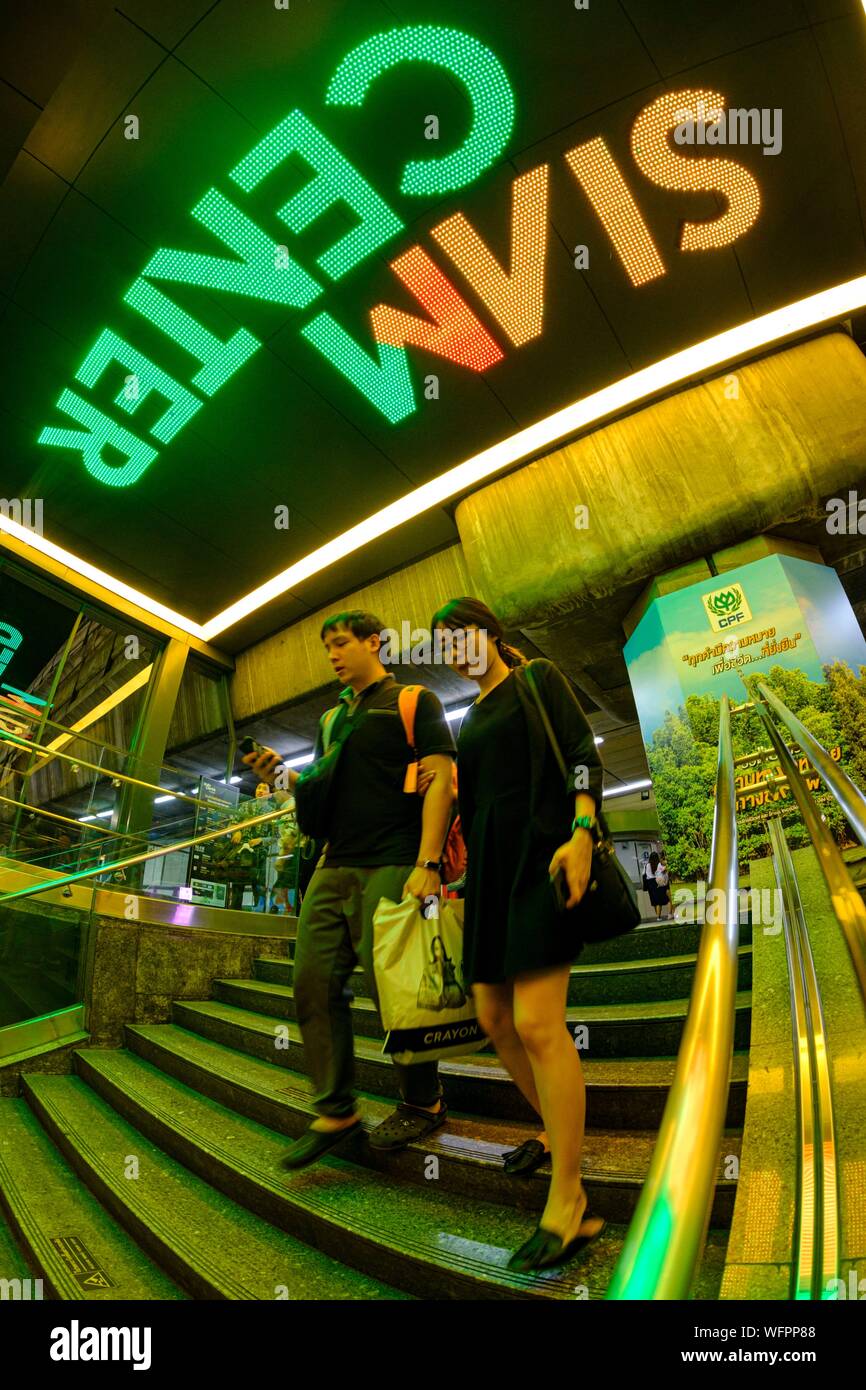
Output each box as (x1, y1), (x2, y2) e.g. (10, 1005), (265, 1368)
(36, 23), (762, 487)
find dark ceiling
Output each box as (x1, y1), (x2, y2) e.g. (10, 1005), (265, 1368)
(2, 0), (865, 641)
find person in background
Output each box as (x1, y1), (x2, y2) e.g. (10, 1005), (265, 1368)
(430, 595), (606, 1273)
(655, 851), (671, 920)
(645, 851), (663, 919)
(229, 782), (273, 910)
(270, 800), (299, 914)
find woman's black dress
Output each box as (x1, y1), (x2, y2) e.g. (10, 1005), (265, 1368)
(457, 670), (584, 985)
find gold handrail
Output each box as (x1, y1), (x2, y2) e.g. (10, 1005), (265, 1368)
(756, 679), (866, 844)
(607, 695), (740, 1300)
(0, 791), (140, 842)
(0, 728), (229, 811)
(0, 801), (296, 904)
(0, 691), (192, 784)
(766, 815), (839, 1297)
(747, 681), (866, 1004)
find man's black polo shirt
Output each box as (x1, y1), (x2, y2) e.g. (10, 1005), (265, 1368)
(314, 674), (456, 868)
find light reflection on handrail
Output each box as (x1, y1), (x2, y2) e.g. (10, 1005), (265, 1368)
(0, 802), (296, 904)
(606, 696), (739, 1300)
(748, 681), (866, 1007)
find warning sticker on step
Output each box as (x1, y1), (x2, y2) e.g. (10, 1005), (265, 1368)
(50, 1236), (117, 1289)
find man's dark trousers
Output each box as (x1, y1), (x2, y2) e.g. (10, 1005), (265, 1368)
(293, 863), (442, 1117)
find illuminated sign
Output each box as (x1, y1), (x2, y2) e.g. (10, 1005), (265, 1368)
(0, 623), (23, 681)
(36, 24), (763, 487)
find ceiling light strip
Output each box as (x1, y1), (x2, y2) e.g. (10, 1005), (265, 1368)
(4, 277), (865, 645)
(202, 275), (866, 639)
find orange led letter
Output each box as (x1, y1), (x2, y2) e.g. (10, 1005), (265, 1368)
(430, 165), (549, 347)
(372, 246), (504, 372)
(564, 136), (665, 287)
(631, 88), (760, 251)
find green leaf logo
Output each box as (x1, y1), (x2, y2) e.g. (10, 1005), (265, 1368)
(707, 588), (742, 617)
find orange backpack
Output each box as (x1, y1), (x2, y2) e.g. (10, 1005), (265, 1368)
(397, 685), (466, 886)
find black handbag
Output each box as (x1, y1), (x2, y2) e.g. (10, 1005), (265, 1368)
(518, 664), (641, 943)
(293, 702), (353, 840)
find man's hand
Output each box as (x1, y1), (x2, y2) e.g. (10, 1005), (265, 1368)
(549, 830), (593, 909)
(402, 866), (441, 903)
(416, 765), (435, 796)
(241, 746), (284, 788)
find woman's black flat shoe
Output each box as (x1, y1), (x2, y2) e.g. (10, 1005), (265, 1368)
(507, 1217), (607, 1272)
(502, 1139), (550, 1175)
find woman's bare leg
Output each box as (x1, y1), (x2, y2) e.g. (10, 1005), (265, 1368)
(472, 981), (547, 1147)
(513, 964), (603, 1242)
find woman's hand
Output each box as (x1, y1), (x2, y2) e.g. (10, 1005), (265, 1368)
(549, 830), (593, 909)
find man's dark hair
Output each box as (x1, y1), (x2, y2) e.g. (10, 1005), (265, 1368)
(320, 609), (385, 641)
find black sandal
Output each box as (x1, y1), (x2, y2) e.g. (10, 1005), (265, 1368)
(501, 1139), (550, 1175)
(367, 1102), (448, 1152)
(507, 1216), (607, 1272)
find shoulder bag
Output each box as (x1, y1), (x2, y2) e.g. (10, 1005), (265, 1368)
(518, 663), (641, 943)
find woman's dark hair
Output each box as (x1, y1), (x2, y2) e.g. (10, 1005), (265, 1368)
(648, 851), (660, 873)
(430, 934), (447, 961)
(431, 596), (527, 669)
(320, 609), (385, 641)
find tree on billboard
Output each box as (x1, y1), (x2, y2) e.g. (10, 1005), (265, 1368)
(646, 663), (863, 878)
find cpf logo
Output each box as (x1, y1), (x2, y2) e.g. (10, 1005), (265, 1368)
(703, 583), (752, 631)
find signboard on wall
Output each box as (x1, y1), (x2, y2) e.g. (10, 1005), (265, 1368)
(624, 555), (866, 875)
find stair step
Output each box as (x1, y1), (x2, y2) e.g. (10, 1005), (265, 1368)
(170, 1001), (748, 1129)
(253, 946), (753, 1005)
(68, 1048), (726, 1300)
(212, 978), (752, 1056)
(21, 1075), (411, 1302)
(275, 918), (752, 967)
(0, 1098), (185, 1300)
(124, 1022), (740, 1225)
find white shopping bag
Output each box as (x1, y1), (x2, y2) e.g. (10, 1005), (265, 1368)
(372, 895), (487, 1064)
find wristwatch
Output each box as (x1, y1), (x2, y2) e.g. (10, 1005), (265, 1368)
(572, 814), (599, 839)
(416, 859), (441, 872)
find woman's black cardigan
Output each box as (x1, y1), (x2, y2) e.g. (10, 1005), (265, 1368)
(457, 658), (605, 843)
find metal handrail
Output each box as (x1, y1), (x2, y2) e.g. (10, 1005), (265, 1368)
(0, 728), (229, 811)
(748, 682), (866, 1005)
(0, 691), (194, 785)
(0, 800), (296, 904)
(0, 790), (141, 843)
(756, 680), (866, 844)
(607, 695), (740, 1300)
(767, 816), (839, 1298)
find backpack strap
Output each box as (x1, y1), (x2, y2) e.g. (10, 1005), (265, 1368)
(320, 703), (346, 753)
(398, 685), (422, 793)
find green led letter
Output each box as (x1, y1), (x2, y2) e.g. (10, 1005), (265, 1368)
(231, 109), (403, 281)
(124, 279), (260, 396)
(75, 329), (202, 443)
(142, 189), (321, 306)
(37, 389), (158, 487)
(325, 25), (515, 197)
(301, 312), (415, 423)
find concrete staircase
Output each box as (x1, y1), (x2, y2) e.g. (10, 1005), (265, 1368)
(0, 919), (752, 1300)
